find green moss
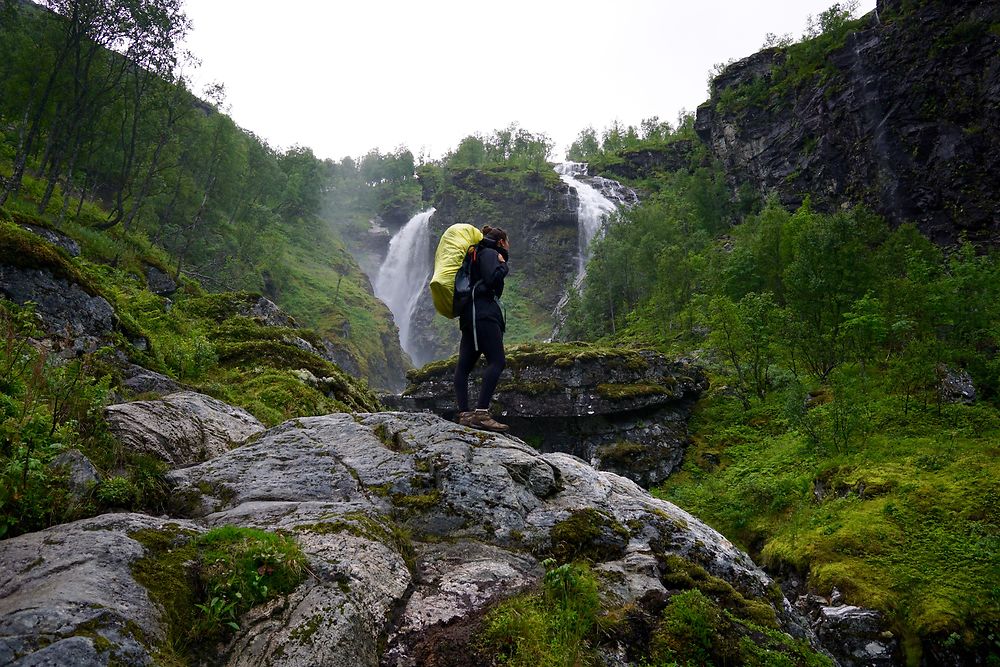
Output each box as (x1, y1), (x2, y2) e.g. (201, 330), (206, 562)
(406, 341), (651, 384)
(596, 440), (650, 468)
(0, 215), (99, 295)
(129, 525), (200, 660)
(497, 379), (560, 395)
(595, 382), (672, 400)
(656, 389), (1000, 657)
(549, 508), (629, 563)
(478, 561), (602, 667)
(650, 588), (831, 667)
(130, 524), (307, 664)
(289, 614), (325, 646)
(392, 490), (441, 511)
(301, 511), (415, 571)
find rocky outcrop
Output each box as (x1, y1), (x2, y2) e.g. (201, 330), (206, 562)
(48, 449), (100, 501)
(796, 592), (899, 667)
(594, 140), (701, 182)
(104, 391), (265, 465)
(0, 411), (831, 665)
(144, 265), (176, 296)
(696, 0), (1000, 245)
(120, 362), (185, 397)
(388, 344), (708, 487)
(0, 513), (202, 666)
(18, 223), (80, 257)
(0, 265), (116, 354)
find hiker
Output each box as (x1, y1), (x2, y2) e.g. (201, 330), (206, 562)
(455, 225), (510, 431)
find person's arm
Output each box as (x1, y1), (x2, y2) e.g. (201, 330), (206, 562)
(478, 248), (508, 294)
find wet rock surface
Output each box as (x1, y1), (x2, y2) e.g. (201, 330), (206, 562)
(388, 347), (708, 487)
(144, 266), (176, 296)
(48, 449), (100, 501)
(104, 390), (265, 466)
(120, 362), (185, 397)
(2, 410), (824, 666)
(18, 223), (80, 256)
(0, 513), (202, 667)
(0, 264), (116, 353)
(797, 592), (899, 667)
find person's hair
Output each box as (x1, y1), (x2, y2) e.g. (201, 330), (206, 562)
(482, 225), (508, 243)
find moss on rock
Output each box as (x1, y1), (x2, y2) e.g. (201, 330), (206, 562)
(548, 508), (630, 563)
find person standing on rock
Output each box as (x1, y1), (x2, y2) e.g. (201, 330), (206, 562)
(455, 226), (510, 432)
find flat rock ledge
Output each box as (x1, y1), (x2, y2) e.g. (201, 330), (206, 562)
(0, 412), (823, 667)
(387, 345), (709, 487)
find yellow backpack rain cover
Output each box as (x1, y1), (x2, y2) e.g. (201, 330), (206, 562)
(430, 223), (483, 318)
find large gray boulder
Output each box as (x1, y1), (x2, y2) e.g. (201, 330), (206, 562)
(105, 391), (265, 466)
(163, 412), (816, 666)
(2, 412), (826, 666)
(0, 513), (201, 666)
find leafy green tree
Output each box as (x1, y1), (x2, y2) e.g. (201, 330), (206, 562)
(708, 292), (783, 407)
(566, 127), (599, 161)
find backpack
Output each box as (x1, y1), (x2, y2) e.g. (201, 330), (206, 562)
(430, 223), (483, 318)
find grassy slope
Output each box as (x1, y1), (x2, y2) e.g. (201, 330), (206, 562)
(0, 172), (380, 425)
(653, 383), (999, 657)
(264, 223), (408, 390)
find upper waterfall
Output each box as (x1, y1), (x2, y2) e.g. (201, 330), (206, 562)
(374, 208), (435, 364)
(555, 162), (637, 278)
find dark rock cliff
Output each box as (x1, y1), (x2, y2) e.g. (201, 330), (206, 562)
(696, 0), (1000, 245)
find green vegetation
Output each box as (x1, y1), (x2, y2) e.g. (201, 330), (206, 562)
(477, 556), (832, 666)
(566, 114), (694, 166)
(0, 200), (379, 537)
(0, 1), (408, 389)
(131, 525), (305, 663)
(0, 298), (118, 538)
(711, 2), (868, 115)
(656, 391), (1000, 658)
(478, 560), (602, 667)
(406, 341), (651, 385)
(563, 109), (1000, 660)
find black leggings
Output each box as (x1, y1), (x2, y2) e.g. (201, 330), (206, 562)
(454, 320), (506, 411)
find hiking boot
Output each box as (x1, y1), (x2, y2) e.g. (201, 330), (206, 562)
(455, 411), (474, 426)
(465, 408), (509, 432)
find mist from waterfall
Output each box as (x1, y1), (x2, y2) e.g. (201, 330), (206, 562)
(374, 208), (435, 363)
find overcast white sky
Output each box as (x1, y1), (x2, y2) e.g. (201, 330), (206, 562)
(180, 1), (875, 162)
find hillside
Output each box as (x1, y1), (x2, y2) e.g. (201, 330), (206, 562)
(0, 0), (998, 666)
(560, 3), (1000, 665)
(0, 1), (409, 390)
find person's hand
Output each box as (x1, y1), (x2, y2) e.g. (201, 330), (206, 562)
(498, 254), (506, 263)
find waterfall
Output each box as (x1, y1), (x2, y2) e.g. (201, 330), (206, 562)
(555, 162), (637, 278)
(549, 163), (638, 340)
(374, 208), (435, 363)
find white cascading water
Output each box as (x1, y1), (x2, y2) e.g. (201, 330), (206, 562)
(374, 208), (435, 362)
(554, 162), (637, 278)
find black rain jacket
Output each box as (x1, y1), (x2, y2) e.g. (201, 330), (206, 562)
(459, 237), (508, 332)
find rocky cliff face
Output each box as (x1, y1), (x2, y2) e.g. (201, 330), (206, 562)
(0, 409), (830, 666)
(696, 0), (1000, 245)
(388, 343), (708, 488)
(407, 167), (579, 363)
